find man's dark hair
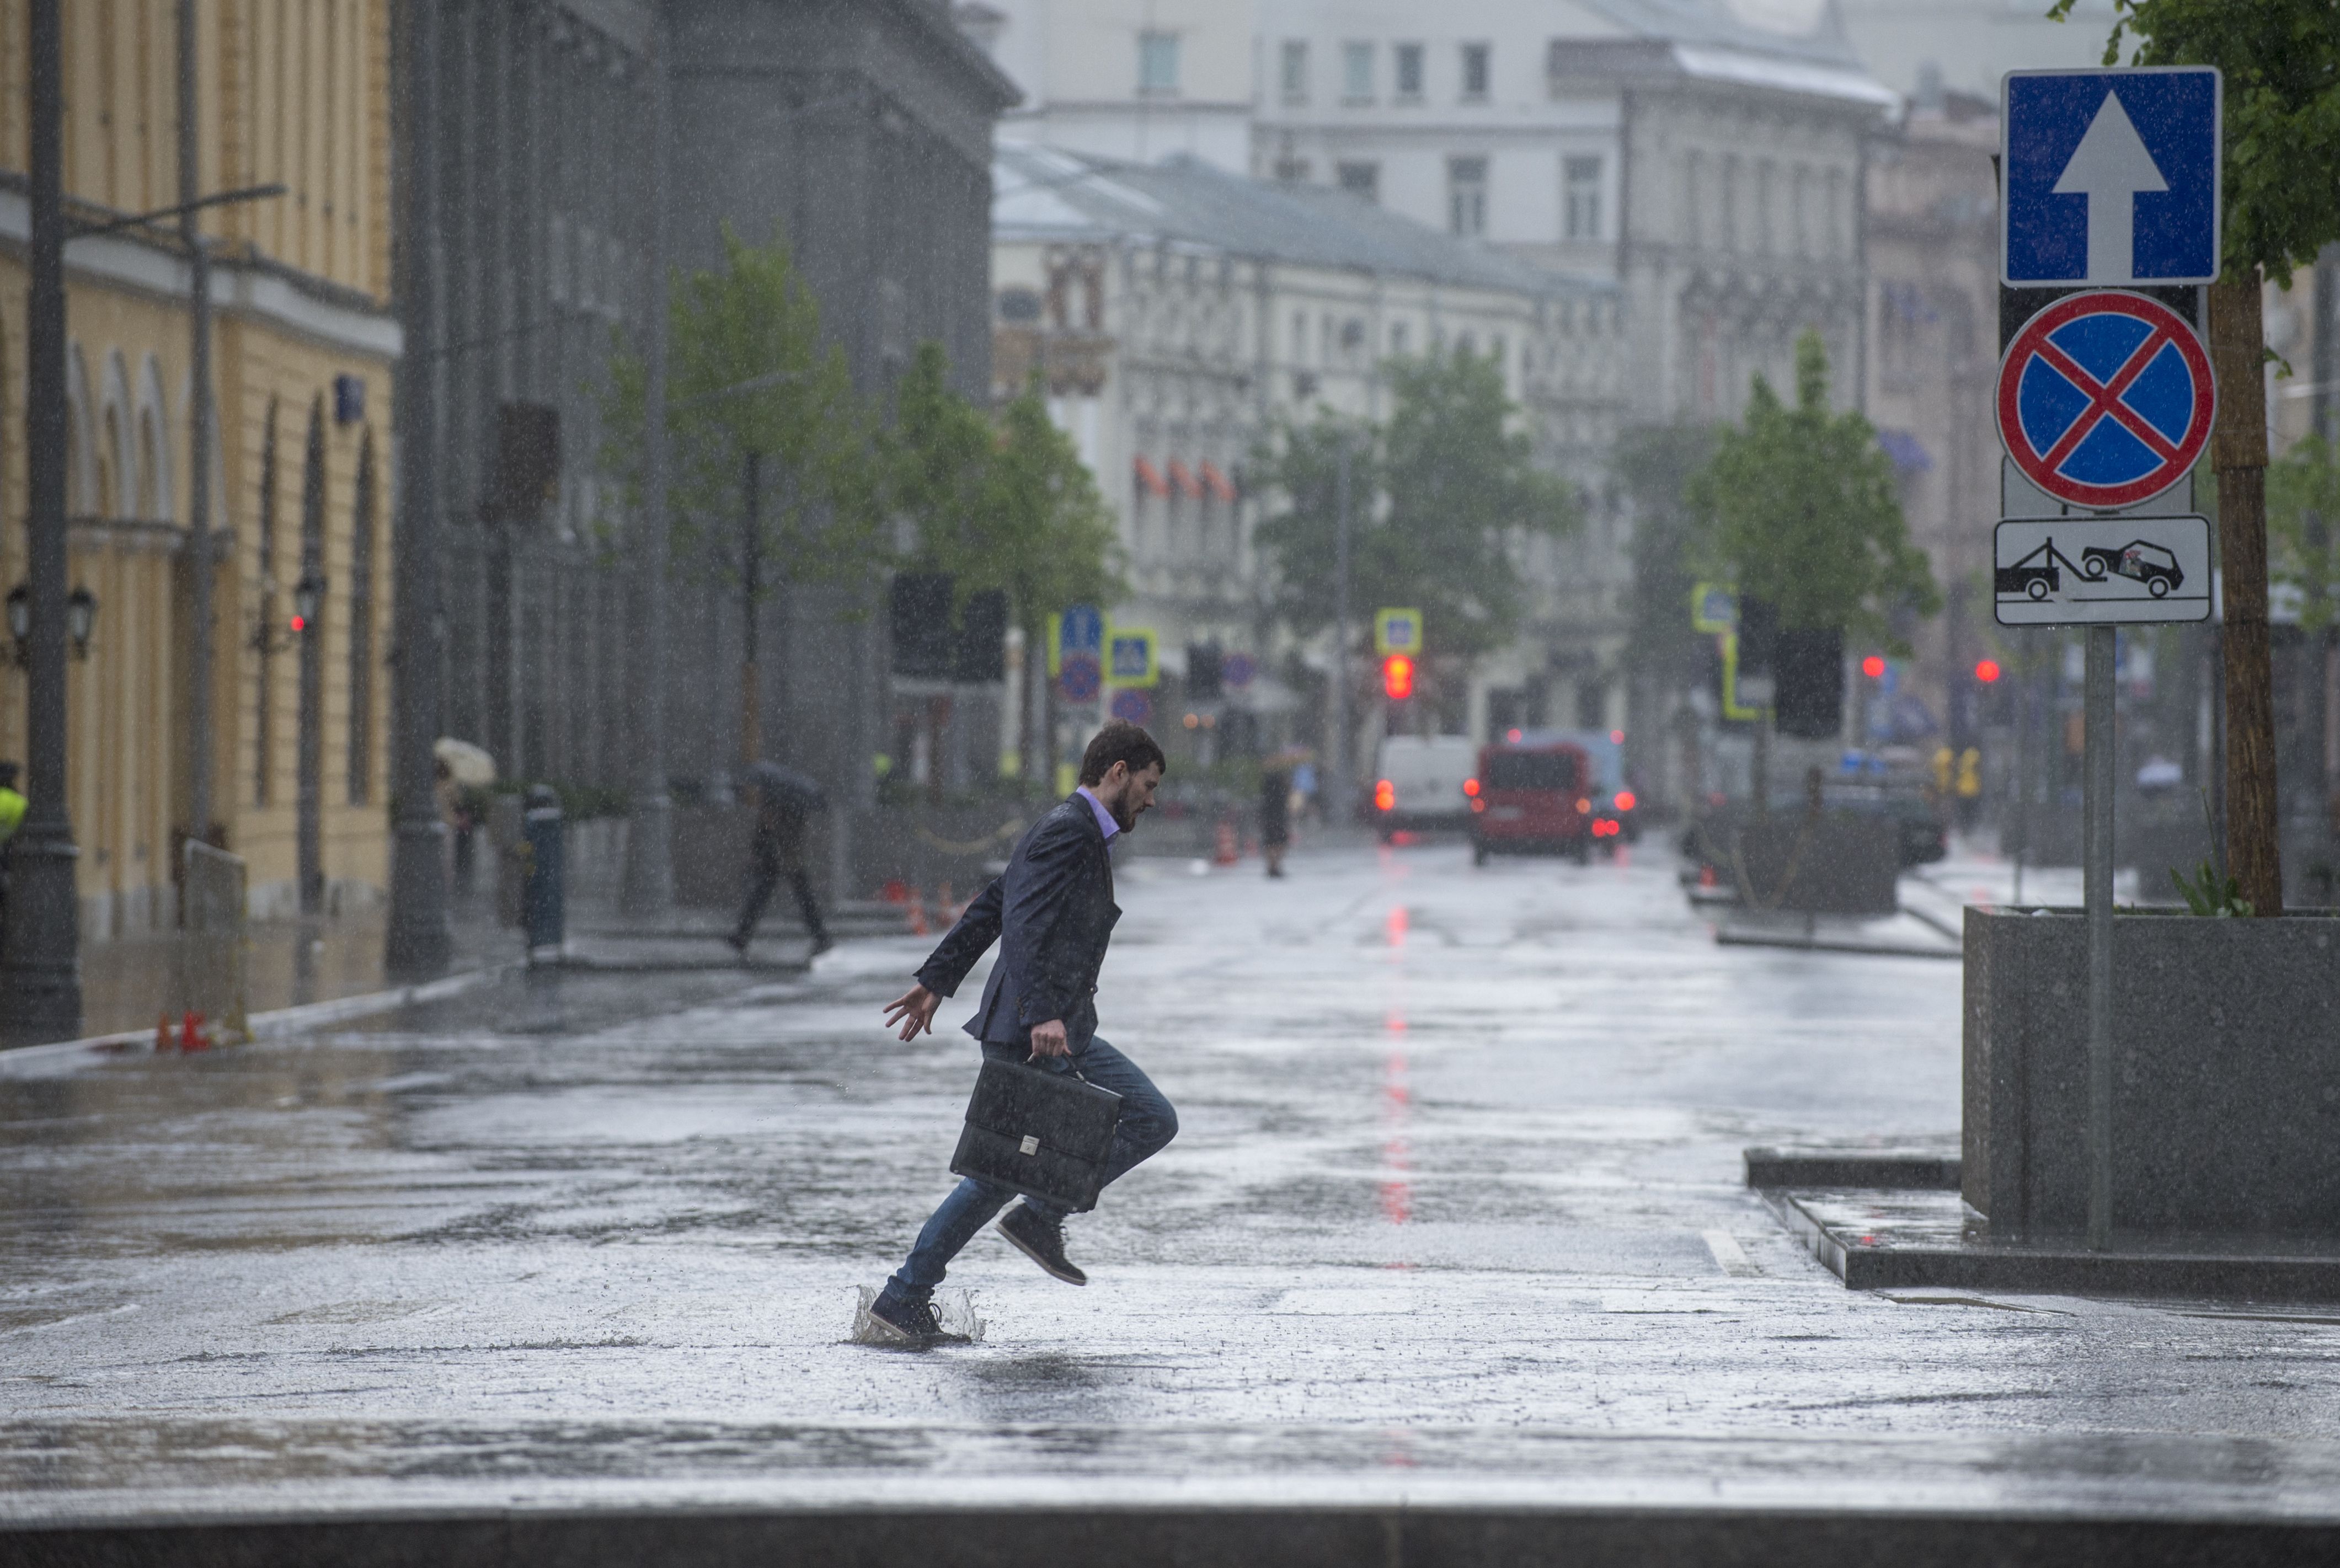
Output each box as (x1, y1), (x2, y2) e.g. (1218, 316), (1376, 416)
(1078, 721), (1166, 786)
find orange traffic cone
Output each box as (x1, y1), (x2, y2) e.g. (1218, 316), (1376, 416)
(908, 892), (930, 936)
(156, 1015), (173, 1054)
(180, 1011), (207, 1052)
(1213, 820), (1239, 865)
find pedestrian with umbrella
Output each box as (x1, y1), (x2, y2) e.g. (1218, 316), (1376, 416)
(730, 761), (831, 958)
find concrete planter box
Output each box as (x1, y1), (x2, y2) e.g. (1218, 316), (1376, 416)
(1735, 816), (1900, 916)
(1964, 907), (2340, 1239)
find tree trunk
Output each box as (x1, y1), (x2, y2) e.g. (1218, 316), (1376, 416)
(2210, 275), (2283, 913)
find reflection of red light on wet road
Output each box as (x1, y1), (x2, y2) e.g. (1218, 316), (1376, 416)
(1385, 906), (1408, 946)
(1380, 1051), (1412, 1224)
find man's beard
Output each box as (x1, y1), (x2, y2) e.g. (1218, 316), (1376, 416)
(1109, 796), (1139, 832)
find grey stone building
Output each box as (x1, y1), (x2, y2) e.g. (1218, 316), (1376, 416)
(423, 0), (1014, 853)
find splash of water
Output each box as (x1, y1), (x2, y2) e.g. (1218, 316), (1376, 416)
(851, 1285), (985, 1347)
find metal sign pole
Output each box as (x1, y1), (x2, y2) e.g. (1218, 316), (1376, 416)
(2084, 624), (2115, 1249)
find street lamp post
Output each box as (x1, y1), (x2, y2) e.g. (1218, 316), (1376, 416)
(386, 0), (453, 977)
(0, 0), (82, 1044)
(1327, 431), (1355, 830)
(620, 13), (676, 916)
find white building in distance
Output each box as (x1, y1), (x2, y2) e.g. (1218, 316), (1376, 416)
(991, 145), (1627, 759)
(1251, 0), (1895, 424)
(964, 0), (1256, 172)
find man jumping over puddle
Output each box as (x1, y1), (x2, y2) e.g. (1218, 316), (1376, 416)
(867, 721), (1178, 1345)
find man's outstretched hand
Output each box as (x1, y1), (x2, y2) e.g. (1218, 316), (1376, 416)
(883, 984), (943, 1041)
(1028, 1019), (1070, 1058)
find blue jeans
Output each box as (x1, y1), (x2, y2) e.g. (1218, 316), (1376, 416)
(881, 1035), (1177, 1306)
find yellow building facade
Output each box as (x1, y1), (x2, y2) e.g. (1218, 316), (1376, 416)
(0, 0), (398, 934)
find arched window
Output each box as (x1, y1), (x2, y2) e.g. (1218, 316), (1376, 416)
(137, 408), (160, 518)
(346, 431), (376, 803)
(98, 406), (122, 518)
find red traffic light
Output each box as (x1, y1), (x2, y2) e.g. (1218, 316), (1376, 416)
(289, 615), (307, 633)
(1975, 659), (2002, 684)
(1381, 654), (1414, 700)
(1861, 654), (1886, 679)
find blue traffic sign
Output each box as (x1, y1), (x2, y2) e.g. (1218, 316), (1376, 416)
(2002, 67), (2220, 286)
(1058, 605), (1103, 654)
(1996, 290), (2214, 510)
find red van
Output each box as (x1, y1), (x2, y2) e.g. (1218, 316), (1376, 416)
(1469, 739), (1594, 865)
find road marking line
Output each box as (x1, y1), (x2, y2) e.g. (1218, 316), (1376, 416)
(1703, 1229), (1759, 1276)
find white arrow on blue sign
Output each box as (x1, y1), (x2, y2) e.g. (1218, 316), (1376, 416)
(2002, 67), (2221, 287)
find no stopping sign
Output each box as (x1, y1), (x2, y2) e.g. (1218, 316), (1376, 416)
(1996, 290), (2214, 510)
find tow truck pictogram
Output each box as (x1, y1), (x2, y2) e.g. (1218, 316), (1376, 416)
(1996, 537), (2081, 602)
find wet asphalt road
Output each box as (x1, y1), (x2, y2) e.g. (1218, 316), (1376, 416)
(6, 840), (2340, 1525)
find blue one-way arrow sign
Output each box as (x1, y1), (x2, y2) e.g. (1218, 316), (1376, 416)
(2002, 67), (2221, 287)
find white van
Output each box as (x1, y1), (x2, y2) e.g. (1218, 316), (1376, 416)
(1372, 735), (1478, 837)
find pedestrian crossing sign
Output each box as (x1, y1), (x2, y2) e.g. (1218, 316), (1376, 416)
(1107, 629), (1157, 688)
(1374, 608), (1422, 657)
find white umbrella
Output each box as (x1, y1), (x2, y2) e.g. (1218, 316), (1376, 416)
(433, 737), (496, 787)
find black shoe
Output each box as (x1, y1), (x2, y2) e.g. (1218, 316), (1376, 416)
(997, 1203), (1087, 1286)
(866, 1292), (966, 1345)
(809, 934), (835, 957)
(725, 932), (750, 956)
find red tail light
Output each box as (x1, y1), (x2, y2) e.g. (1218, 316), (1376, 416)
(1374, 780), (1396, 812)
(1575, 798), (1591, 814)
(1614, 791), (1636, 812)
(1462, 778), (1479, 798)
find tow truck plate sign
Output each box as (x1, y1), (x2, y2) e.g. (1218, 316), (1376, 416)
(1994, 515), (2211, 625)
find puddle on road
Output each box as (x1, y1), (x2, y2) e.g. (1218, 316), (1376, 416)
(850, 1286), (984, 1347)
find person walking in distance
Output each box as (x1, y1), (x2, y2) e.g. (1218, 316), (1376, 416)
(867, 721), (1177, 1344)
(1258, 753), (1294, 879)
(729, 762), (831, 959)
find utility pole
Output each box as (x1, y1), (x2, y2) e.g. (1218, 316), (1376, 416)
(620, 14), (675, 915)
(1328, 432), (1354, 830)
(178, 0), (217, 853)
(386, 0), (452, 977)
(0, 0), (82, 1045)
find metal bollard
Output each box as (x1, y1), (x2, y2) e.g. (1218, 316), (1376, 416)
(522, 784), (566, 962)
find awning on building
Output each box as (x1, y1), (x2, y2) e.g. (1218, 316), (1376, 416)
(1200, 461), (1238, 502)
(1876, 429), (1932, 475)
(1133, 456), (1168, 497)
(1168, 459), (1200, 500)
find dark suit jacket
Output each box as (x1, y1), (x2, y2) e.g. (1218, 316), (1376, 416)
(915, 794), (1120, 1050)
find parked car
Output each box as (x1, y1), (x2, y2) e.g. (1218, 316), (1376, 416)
(2081, 540), (2184, 597)
(1469, 738), (1595, 865)
(1372, 735), (1478, 838)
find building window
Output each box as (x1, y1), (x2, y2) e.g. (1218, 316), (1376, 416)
(1390, 320), (1410, 355)
(1337, 160), (1380, 202)
(1292, 310), (1308, 363)
(1273, 156), (1311, 184)
(1449, 156), (1488, 238)
(1280, 40), (1308, 103)
(1564, 155), (1601, 241)
(1460, 42), (1490, 102)
(1395, 44), (1423, 101)
(1139, 31), (1180, 94)
(1544, 39), (1570, 97)
(1342, 41), (1373, 102)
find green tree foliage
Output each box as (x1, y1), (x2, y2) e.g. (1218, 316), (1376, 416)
(1252, 347), (1580, 662)
(1687, 330), (1938, 648)
(599, 226), (882, 604)
(2053, 0), (2340, 283)
(2268, 434), (2340, 629)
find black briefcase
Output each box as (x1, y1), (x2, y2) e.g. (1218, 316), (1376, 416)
(950, 1057), (1123, 1213)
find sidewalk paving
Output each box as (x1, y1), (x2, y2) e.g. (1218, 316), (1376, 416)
(8, 839), (2340, 1561)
